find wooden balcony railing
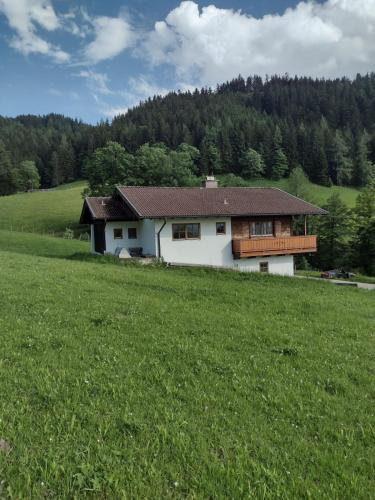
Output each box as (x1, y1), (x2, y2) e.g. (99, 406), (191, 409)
(232, 235), (317, 258)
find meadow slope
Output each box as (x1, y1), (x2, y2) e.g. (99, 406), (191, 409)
(0, 231), (374, 498)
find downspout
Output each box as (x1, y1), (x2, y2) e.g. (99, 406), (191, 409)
(157, 218), (167, 260)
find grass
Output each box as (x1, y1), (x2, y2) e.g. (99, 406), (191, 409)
(221, 177), (360, 208)
(0, 181), (87, 236)
(297, 270), (375, 285)
(0, 231), (374, 498)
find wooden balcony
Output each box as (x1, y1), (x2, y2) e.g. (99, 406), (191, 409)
(232, 235), (317, 258)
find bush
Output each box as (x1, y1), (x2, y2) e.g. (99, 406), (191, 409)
(63, 228), (74, 240)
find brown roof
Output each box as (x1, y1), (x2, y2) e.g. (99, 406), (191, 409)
(117, 186), (327, 218)
(80, 196), (137, 223)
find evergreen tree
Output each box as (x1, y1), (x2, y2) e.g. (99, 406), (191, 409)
(306, 127), (330, 186)
(57, 135), (75, 183)
(352, 181), (375, 275)
(200, 131), (222, 174)
(270, 126), (289, 180)
(327, 130), (353, 185)
(315, 193), (351, 270)
(352, 132), (374, 187)
(0, 141), (17, 195)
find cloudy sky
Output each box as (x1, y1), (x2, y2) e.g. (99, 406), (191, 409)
(1, 0), (375, 123)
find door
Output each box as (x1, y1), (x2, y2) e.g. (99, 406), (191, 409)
(94, 223), (106, 254)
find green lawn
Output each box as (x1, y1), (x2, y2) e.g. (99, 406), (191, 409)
(0, 181), (87, 236)
(0, 231), (374, 498)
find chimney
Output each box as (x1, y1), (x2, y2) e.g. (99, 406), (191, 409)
(202, 175), (218, 188)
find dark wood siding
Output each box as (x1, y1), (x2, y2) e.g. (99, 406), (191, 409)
(231, 217), (292, 240)
(94, 223), (106, 254)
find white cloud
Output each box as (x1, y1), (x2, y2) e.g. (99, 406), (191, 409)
(77, 70), (112, 95)
(141, 0), (375, 86)
(102, 105), (130, 119)
(83, 15), (136, 64)
(100, 75), (169, 118)
(0, 0), (69, 62)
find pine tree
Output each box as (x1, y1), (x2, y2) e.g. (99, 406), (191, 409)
(315, 193), (351, 270)
(327, 130), (353, 185)
(306, 127), (330, 186)
(352, 181), (375, 274)
(57, 135), (75, 183)
(270, 126), (289, 180)
(0, 141), (17, 195)
(352, 132), (374, 187)
(200, 131), (222, 174)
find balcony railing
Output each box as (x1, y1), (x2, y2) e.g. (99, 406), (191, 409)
(232, 235), (317, 258)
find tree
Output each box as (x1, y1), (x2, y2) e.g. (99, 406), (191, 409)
(314, 193), (351, 270)
(270, 126), (289, 180)
(306, 127), (330, 186)
(327, 130), (353, 185)
(352, 180), (375, 274)
(84, 141), (135, 196)
(0, 141), (17, 195)
(239, 148), (265, 178)
(57, 134), (75, 184)
(135, 143), (197, 186)
(14, 160), (40, 191)
(200, 131), (222, 175)
(286, 166), (311, 200)
(352, 132), (374, 187)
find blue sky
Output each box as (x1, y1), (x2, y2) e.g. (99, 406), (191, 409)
(0, 0), (374, 123)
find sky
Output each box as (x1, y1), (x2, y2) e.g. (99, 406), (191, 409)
(0, 0), (375, 124)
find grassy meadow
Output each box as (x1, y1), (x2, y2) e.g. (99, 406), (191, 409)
(229, 178), (359, 207)
(0, 229), (374, 498)
(0, 180), (372, 498)
(0, 181), (86, 236)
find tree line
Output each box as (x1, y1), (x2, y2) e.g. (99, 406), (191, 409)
(2, 74), (375, 195)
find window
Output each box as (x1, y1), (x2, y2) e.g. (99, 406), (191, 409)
(250, 221), (274, 237)
(113, 228), (123, 239)
(172, 223), (201, 240)
(216, 222), (226, 235)
(260, 262), (269, 273)
(128, 227), (137, 239)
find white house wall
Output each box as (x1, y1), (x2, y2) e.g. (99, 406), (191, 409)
(94, 218), (295, 276)
(104, 221), (141, 255)
(139, 219), (157, 256)
(156, 217), (233, 268)
(233, 255), (294, 276)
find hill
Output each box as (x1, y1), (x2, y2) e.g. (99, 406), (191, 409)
(0, 230), (374, 497)
(0, 181), (87, 236)
(1, 74), (375, 195)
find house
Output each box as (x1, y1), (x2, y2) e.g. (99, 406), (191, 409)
(80, 177), (327, 276)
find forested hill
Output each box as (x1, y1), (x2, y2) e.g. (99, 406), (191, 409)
(1, 74), (375, 195)
(112, 74), (375, 187)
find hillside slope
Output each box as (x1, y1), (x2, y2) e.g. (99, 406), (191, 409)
(0, 181), (86, 235)
(0, 231), (374, 498)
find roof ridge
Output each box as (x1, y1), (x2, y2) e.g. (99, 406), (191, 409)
(117, 185), (276, 190)
(272, 187), (328, 213)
